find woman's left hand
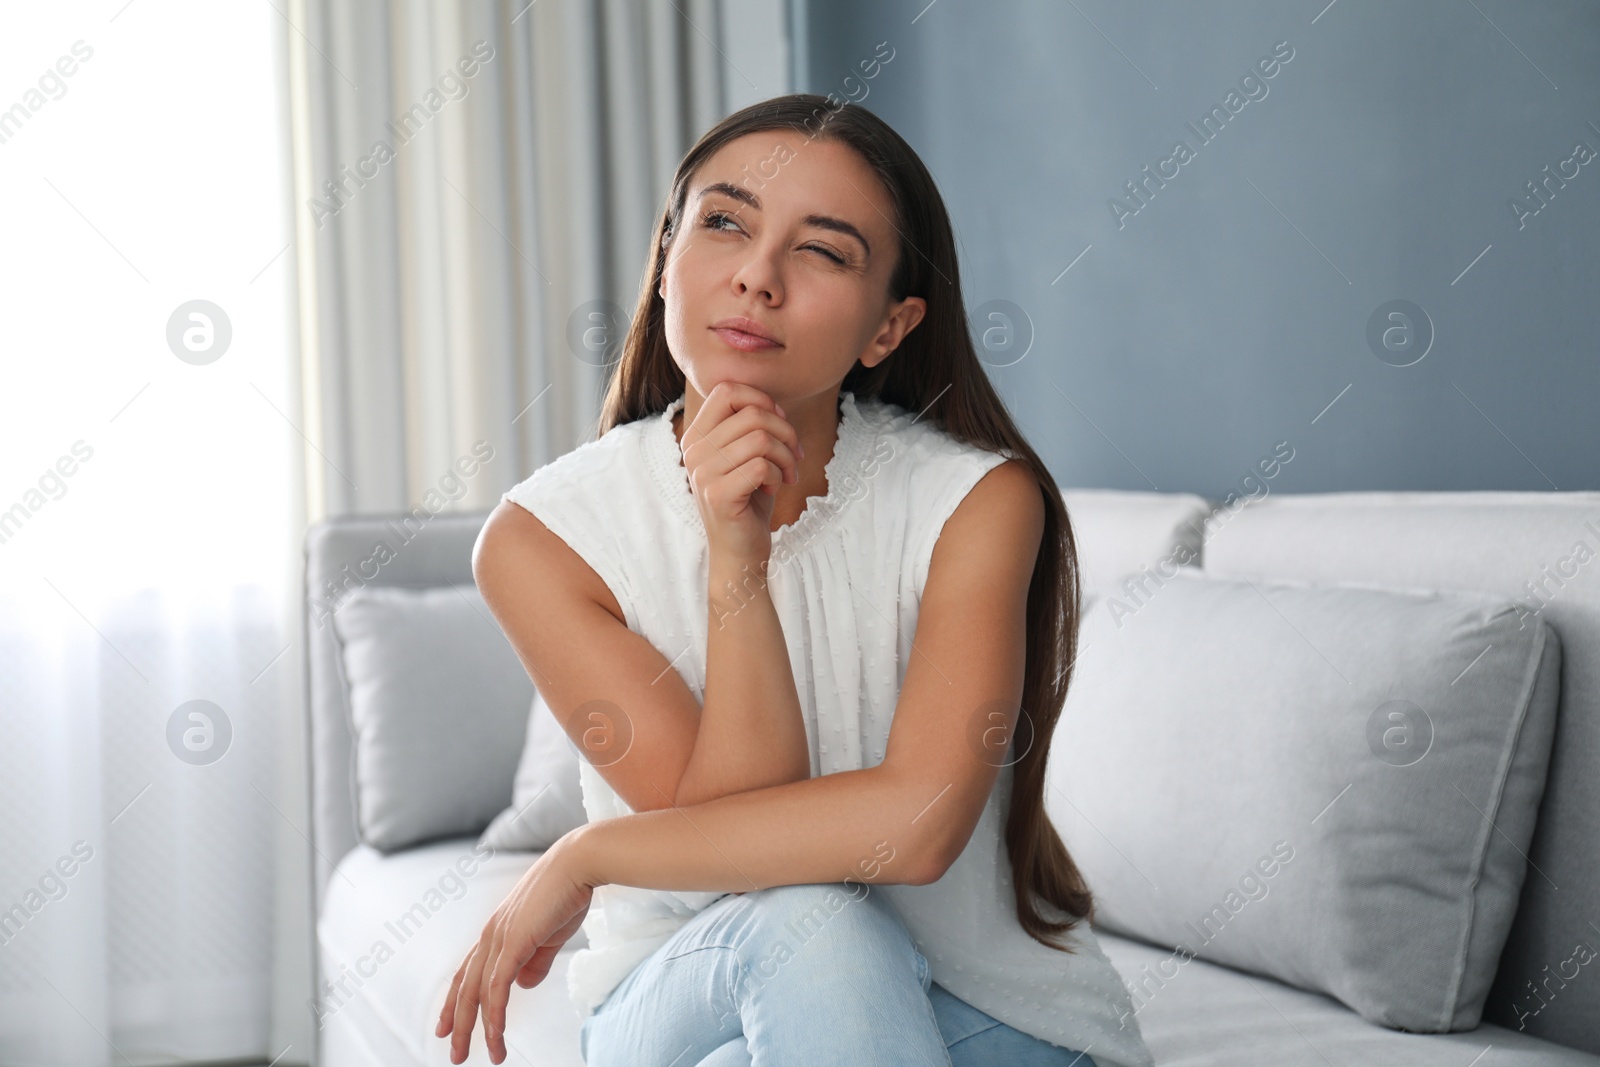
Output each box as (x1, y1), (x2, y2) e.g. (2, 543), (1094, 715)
(435, 836), (595, 1064)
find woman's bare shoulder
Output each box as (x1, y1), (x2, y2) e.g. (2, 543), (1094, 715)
(931, 456), (1045, 567)
(475, 498), (626, 625)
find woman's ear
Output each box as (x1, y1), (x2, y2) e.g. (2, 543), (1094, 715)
(657, 222), (677, 301)
(894, 295), (927, 339)
(862, 295), (927, 368)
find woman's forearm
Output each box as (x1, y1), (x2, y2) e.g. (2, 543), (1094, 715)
(578, 762), (946, 892)
(673, 551), (811, 807)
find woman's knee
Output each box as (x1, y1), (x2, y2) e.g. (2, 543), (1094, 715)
(733, 882), (924, 977)
(741, 882), (886, 936)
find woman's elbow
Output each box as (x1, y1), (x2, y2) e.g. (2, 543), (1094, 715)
(873, 815), (957, 887)
(908, 841), (956, 886)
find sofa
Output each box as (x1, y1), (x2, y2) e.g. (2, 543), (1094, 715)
(303, 486), (1600, 1066)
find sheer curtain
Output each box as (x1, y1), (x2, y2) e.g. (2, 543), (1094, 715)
(0, 3), (304, 1065)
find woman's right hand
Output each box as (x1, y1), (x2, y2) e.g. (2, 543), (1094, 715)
(678, 381), (802, 564)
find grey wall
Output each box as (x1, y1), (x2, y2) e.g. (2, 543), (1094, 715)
(794, 0), (1599, 495)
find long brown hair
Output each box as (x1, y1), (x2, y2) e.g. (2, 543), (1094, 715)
(597, 93), (1095, 949)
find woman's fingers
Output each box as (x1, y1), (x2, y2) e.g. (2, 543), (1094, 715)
(431, 939), (531, 1061)
(436, 958), (467, 1037)
(477, 922), (509, 1062)
(683, 384), (801, 489)
(448, 939), (490, 1063)
(704, 405), (802, 475)
(481, 924), (528, 1063)
(686, 425), (797, 493)
(738, 457), (784, 498)
(685, 411), (801, 491)
(693, 380), (782, 430)
(697, 439), (790, 503)
(433, 851), (595, 1064)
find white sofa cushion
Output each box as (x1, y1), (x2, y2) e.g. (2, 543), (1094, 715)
(1049, 570), (1562, 1033)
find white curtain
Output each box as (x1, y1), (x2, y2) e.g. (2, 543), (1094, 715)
(0, 3), (304, 1066)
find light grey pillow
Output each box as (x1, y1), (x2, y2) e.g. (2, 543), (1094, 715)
(479, 689), (589, 852)
(1050, 569), (1562, 1033)
(331, 585), (533, 853)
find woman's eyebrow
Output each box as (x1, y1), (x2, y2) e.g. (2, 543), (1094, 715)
(696, 180), (872, 260)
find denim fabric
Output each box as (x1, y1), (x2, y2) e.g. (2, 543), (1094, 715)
(579, 883), (1100, 1067)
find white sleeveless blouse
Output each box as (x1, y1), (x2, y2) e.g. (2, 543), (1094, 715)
(499, 390), (1154, 1067)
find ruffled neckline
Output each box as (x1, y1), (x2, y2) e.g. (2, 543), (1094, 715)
(641, 390), (878, 548)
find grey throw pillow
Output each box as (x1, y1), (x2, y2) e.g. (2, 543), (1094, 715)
(479, 689), (589, 852)
(331, 585), (533, 853)
(1049, 569), (1562, 1033)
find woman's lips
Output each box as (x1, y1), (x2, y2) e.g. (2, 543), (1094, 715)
(710, 327), (782, 351)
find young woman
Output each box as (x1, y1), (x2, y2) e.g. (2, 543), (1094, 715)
(437, 93), (1154, 1067)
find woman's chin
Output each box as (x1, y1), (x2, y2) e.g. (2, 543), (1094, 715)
(685, 362), (783, 399)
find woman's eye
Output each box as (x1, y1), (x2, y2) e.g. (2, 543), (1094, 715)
(700, 211), (845, 265)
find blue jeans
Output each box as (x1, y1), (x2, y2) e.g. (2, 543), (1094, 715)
(579, 882), (1100, 1067)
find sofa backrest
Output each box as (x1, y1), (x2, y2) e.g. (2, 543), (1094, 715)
(1061, 488), (1212, 600)
(1197, 490), (1600, 1054)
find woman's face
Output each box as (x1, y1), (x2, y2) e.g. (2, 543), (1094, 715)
(657, 130), (926, 407)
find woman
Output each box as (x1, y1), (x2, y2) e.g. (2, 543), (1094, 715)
(436, 93), (1153, 1067)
